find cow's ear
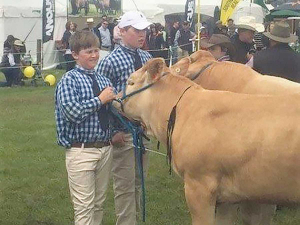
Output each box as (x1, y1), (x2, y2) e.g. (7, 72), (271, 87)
(171, 57), (190, 76)
(146, 58), (165, 82)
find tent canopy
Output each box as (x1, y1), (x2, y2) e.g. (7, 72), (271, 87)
(0, 0), (67, 70)
(123, 0), (266, 25)
(270, 9), (300, 17)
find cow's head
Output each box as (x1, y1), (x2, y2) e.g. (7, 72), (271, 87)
(171, 50), (216, 80)
(114, 58), (168, 123)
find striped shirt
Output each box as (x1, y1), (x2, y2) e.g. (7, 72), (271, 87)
(55, 65), (113, 148)
(96, 44), (152, 92)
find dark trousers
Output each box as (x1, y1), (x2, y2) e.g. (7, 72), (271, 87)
(1, 68), (22, 87)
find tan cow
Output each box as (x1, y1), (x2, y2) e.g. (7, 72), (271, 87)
(171, 50), (300, 95)
(171, 50), (300, 225)
(114, 58), (300, 225)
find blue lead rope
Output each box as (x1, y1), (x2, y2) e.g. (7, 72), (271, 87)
(109, 105), (147, 222)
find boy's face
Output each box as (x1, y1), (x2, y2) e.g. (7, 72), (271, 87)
(120, 26), (147, 49)
(72, 47), (100, 70)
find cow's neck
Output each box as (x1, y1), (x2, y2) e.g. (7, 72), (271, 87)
(143, 75), (196, 145)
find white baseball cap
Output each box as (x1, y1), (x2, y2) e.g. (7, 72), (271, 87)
(118, 11), (151, 30)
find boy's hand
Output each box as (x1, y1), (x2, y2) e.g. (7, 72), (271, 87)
(99, 87), (116, 104)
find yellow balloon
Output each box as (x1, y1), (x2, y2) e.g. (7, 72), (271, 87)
(24, 66), (35, 78)
(44, 74), (56, 86)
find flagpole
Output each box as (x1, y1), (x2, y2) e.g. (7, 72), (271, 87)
(197, 0), (200, 50)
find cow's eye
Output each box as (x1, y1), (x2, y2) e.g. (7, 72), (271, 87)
(127, 80), (134, 85)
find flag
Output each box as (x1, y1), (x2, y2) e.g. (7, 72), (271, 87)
(42, 0), (55, 43)
(185, 0), (196, 29)
(220, 0), (241, 25)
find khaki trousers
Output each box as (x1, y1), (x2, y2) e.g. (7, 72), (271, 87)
(112, 133), (150, 225)
(66, 145), (112, 225)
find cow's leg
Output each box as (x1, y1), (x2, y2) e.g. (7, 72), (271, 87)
(215, 203), (238, 225)
(240, 203), (276, 225)
(260, 204), (276, 225)
(240, 202), (262, 225)
(184, 176), (217, 225)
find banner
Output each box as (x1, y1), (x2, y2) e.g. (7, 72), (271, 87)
(42, 0), (55, 44)
(185, 0), (196, 28)
(220, 0), (241, 25)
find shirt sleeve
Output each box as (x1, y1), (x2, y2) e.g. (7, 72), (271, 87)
(8, 53), (15, 66)
(56, 75), (102, 124)
(246, 56), (254, 68)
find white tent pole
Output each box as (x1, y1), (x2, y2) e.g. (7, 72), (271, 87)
(197, 0), (201, 50)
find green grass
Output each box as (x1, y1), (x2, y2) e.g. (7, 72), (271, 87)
(0, 70), (300, 224)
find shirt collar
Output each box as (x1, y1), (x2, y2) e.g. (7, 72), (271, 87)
(120, 44), (138, 55)
(75, 65), (95, 76)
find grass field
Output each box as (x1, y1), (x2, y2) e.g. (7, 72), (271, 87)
(0, 70), (300, 224)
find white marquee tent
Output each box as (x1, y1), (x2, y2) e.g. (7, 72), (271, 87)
(123, 0), (266, 24)
(0, 0), (67, 70)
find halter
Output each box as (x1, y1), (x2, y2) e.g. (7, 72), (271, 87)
(189, 62), (215, 81)
(115, 72), (169, 112)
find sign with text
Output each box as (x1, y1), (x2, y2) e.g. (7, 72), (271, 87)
(42, 0), (55, 43)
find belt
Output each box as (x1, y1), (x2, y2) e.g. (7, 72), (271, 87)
(71, 141), (110, 148)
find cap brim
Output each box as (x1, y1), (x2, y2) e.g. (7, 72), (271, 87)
(263, 32), (298, 43)
(131, 21), (152, 30)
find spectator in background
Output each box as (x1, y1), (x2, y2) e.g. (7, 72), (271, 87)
(98, 20), (112, 52)
(213, 20), (223, 34)
(174, 21), (196, 59)
(3, 35), (15, 50)
(201, 34), (236, 61)
(248, 21), (300, 82)
(148, 24), (165, 58)
(83, 18), (102, 46)
(200, 26), (209, 39)
(108, 18), (118, 49)
(62, 21), (76, 71)
(227, 19), (236, 38)
(72, 22), (78, 32)
(0, 40), (25, 87)
(168, 21), (180, 64)
(231, 20), (261, 64)
(220, 25), (229, 36)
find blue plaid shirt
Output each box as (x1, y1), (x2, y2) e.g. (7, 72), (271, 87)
(96, 44), (152, 92)
(55, 65), (113, 148)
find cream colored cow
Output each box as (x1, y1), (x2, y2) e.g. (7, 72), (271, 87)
(171, 50), (300, 225)
(171, 50), (300, 95)
(115, 58), (300, 225)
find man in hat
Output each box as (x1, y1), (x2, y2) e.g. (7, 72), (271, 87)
(248, 21), (300, 82)
(201, 34), (235, 61)
(213, 20), (224, 35)
(83, 18), (102, 46)
(96, 11), (152, 225)
(231, 16), (264, 64)
(0, 39), (25, 87)
(168, 21), (180, 64)
(174, 21), (196, 59)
